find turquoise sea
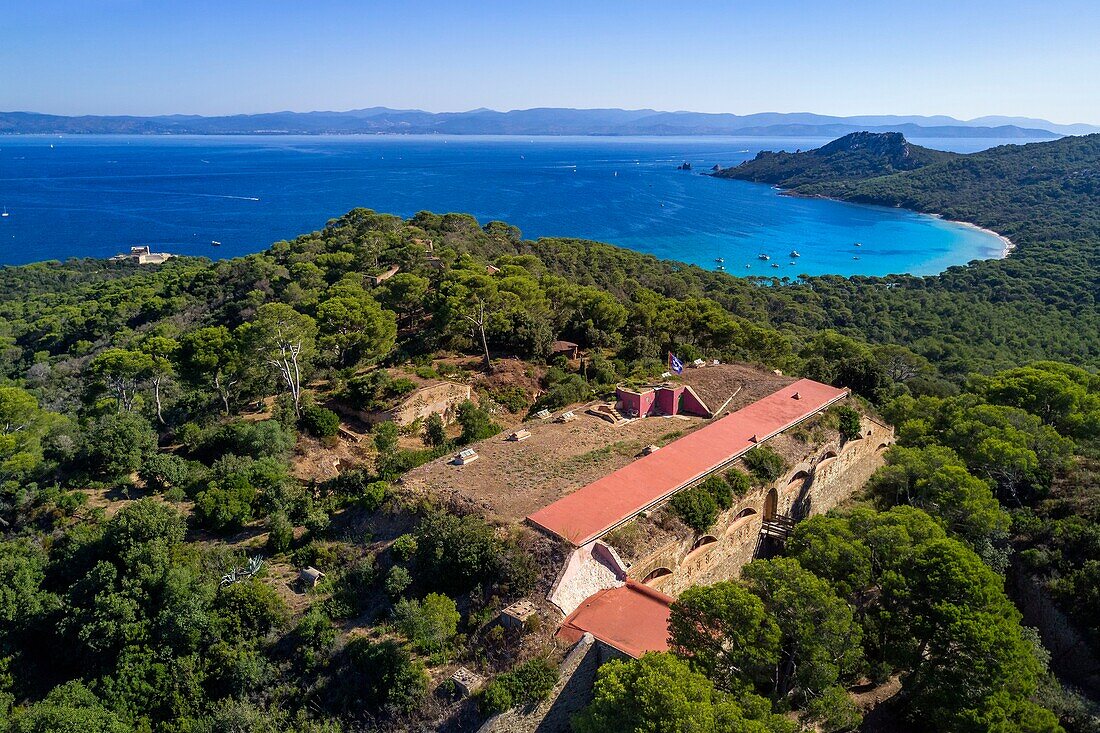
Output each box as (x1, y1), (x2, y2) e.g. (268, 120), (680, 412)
(0, 135), (1024, 274)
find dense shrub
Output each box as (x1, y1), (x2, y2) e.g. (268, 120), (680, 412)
(480, 658), (560, 714)
(80, 412), (158, 478)
(327, 638), (428, 715)
(324, 556), (378, 619)
(837, 406), (863, 442)
(267, 511), (294, 553)
(391, 533), (418, 562)
(743, 446), (787, 483)
(803, 686), (862, 732)
(385, 565), (412, 599)
(423, 412), (447, 447)
(213, 579), (289, 643)
(342, 370), (418, 412)
(488, 386), (530, 413)
(456, 401), (501, 444)
(194, 474), (257, 531)
(376, 446), (449, 481)
(138, 452), (202, 493)
(726, 469), (751, 499)
(200, 419), (296, 461)
(670, 485), (720, 532)
(415, 511), (535, 595)
(698, 475), (733, 510)
(372, 421), (399, 454)
(299, 405), (340, 438)
(392, 592), (460, 653)
(530, 372), (590, 413)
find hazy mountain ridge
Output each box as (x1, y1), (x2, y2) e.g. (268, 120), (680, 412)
(0, 107), (1090, 137)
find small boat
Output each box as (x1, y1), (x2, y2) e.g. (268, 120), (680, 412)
(790, 261), (797, 265)
(758, 253), (770, 261)
(789, 250), (800, 257)
(714, 257), (724, 263)
(854, 242), (863, 247)
(716, 265), (725, 271)
(771, 263), (780, 268)
(853, 256), (860, 260)
(211, 240), (221, 246)
(745, 264), (751, 269)
(1, 208), (7, 218)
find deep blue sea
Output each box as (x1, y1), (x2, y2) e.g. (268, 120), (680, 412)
(0, 135), (1029, 275)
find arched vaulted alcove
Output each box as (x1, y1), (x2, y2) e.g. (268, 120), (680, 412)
(641, 567), (673, 586)
(763, 488), (778, 520)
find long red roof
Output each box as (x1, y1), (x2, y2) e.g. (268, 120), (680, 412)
(557, 581), (673, 658)
(526, 378), (847, 545)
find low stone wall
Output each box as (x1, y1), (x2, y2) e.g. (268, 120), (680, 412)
(333, 381), (472, 427)
(390, 381), (472, 426)
(623, 416), (893, 597)
(479, 633), (626, 733)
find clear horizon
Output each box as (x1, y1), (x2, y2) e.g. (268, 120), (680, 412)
(4, 0), (1100, 124)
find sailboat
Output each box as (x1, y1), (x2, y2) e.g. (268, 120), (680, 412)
(1, 207), (8, 218)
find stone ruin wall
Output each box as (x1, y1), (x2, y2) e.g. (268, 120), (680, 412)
(388, 381), (472, 426)
(623, 416), (894, 598)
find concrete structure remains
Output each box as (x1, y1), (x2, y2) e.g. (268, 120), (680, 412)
(451, 666), (486, 697)
(500, 599), (539, 629)
(369, 264), (400, 286)
(550, 340), (580, 359)
(299, 566), (325, 588)
(110, 245), (173, 265)
(615, 383), (711, 419)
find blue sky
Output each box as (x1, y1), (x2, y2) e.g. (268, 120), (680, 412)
(3, 0), (1099, 122)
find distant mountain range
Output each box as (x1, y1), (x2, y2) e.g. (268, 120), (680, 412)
(1, 107), (1095, 138)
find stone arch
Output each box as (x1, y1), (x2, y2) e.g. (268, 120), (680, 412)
(684, 535), (718, 563)
(877, 442), (890, 451)
(821, 449), (839, 461)
(763, 488), (778, 521)
(726, 508), (758, 536)
(641, 567), (672, 586)
(692, 534), (718, 551)
(787, 470), (810, 486)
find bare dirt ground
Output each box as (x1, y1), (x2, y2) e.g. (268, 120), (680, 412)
(291, 433), (376, 484)
(400, 364), (792, 524)
(677, 362), (796, 414)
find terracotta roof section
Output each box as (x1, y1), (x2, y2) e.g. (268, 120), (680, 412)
(526, 378), (847, 545)
(557, 581), (673, 658)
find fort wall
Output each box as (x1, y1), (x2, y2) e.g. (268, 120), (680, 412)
(622, 416), (893, 597)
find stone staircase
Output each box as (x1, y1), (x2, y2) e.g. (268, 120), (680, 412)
(588, 403), (629, 426)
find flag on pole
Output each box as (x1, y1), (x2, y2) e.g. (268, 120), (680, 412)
(669, 352), (684, 375)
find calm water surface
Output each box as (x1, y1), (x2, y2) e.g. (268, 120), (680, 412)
(0, 135), (1028, 274)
